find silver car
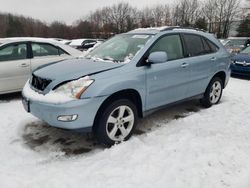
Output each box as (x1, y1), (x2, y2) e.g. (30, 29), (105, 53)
(0, 37), (82, 94)
(22, 27), (231, 146)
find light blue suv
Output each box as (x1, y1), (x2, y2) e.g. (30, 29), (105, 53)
(22, 27), (230, 146)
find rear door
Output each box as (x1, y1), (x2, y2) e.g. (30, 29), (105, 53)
(0, 42), (30, 93)
(30, 42), (71, 71)
(182, 34), (217, 97)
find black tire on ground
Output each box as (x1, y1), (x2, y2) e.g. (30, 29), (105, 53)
(93, 99), (138, 147)
(200, 77), (223, 108)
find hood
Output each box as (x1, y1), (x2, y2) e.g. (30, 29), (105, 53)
(33, 58), (123, 91)
(232, 53), (250, 63)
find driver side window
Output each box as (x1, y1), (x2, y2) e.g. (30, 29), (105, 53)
(150, 35), (184, 61)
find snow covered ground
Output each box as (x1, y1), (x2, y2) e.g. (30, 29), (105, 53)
(0, 77), (250, 188)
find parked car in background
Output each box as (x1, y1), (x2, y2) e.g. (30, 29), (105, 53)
(219, 39), (230, 46)
(69, 39), (104, 51)
(231, 46), (250, 76)
(0, 37), (83, 94)
(49, 38), (72, 45)
(22, 27), (230, 146)
(224, 37), (250, 53)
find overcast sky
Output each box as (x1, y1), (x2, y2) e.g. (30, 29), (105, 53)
(0, 0), (175, 24)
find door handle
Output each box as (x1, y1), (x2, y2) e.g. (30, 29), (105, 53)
(19, 63), (29, 67)
(211, 57), (216, 61)
(181, 63), (189, 68)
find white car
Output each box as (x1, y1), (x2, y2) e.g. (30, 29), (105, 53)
(0, 37), (83, 94)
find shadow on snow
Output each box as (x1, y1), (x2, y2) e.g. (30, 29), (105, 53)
(21, 99), (202, 157)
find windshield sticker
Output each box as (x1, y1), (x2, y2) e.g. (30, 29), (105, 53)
(132, 35), (149, 39)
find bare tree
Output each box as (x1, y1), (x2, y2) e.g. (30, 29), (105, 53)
(202, 0), (241, 38)
(0, 1), (244, 39)
(106, 2), (137, 33)
(172, 0), (200, 26)
(0, 14), (8, 37)
(139, 4), (171, 27)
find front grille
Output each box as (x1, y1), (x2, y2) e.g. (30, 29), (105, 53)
(31, 74), (52, 91)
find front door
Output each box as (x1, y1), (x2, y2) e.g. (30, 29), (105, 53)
(0, 43), (30, 93)
(145, 34), (190, 110)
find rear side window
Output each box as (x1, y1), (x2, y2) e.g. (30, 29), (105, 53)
(0, 43), (27, 62)
(183, 34), (219, 57)
(183, 34), (205, 56)
(149, 34), (184, 61)
(31, 43), (67, 57)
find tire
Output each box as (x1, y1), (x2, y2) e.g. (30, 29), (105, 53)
(94, 99), (138, 146)
(200, 77), (223, 108)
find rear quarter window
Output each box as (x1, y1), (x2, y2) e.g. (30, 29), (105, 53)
(206, 39), (219, 53)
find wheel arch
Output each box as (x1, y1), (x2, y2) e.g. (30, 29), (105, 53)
(93, 89), (143, 131)
(211, 71), (226, 88)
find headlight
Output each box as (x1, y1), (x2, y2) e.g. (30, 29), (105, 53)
(54, 76), (94, 99)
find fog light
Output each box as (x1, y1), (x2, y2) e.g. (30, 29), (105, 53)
(57, 115), (78, 122)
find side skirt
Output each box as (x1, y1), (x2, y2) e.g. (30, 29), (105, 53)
(143, 93), (204, 117)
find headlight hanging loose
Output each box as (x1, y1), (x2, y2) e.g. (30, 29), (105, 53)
(54, 76), (94, 99)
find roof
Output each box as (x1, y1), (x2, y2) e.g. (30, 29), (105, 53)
(0, 37), (83, 57)
(0, 37), (61, 46)
(228, 37), (250, 40)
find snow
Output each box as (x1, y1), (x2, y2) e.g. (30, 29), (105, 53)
(69, 39), (89, 46)
(132, 26), (172, 32)
(1, 77), (250, 188)
(22, 81), (74, 103)
(82, 41), (103, 56)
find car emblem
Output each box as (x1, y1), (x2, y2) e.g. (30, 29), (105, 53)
(243, 61), (247, 66)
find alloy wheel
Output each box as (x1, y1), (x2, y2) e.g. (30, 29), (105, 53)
(209, 81), (222, 104)
(106, 105), (134, 142)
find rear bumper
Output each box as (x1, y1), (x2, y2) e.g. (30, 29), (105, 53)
(225, 68), (231, 87)
(22, 95), (107, 131)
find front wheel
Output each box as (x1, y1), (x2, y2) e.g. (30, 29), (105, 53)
(200, 77), (223, 108)
(94, 99), (138, 146)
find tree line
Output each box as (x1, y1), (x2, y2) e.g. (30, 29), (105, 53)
(0, 0), (249, 39)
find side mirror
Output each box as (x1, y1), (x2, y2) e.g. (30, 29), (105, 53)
(148, 51), (168, 64)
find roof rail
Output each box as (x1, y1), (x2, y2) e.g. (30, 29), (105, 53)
(160, 26), (206, 32)
(128, 26), (207, 34)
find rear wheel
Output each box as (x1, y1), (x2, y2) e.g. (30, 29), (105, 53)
(94, 99), (138, 146)
(200, 77), (223, 108)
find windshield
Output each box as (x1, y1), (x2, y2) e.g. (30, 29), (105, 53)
(86, 34), (153, 63)
(241, 46), (250, 54)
